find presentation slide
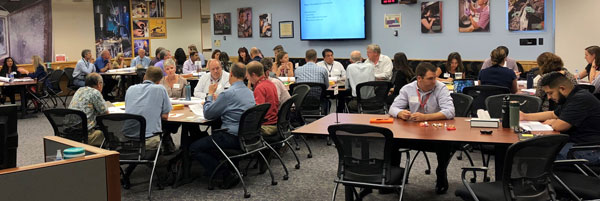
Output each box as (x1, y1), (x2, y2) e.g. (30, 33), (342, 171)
(300, 0), (365, 40)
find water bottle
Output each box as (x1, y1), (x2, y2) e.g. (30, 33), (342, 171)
(509, 101), (520, 130)
(502, 96), (510, 128)
(47, 62), (51, 70)
(55, 150), (63, 161)
(185, 84), (191, 101)
(575, 69), (580, 82)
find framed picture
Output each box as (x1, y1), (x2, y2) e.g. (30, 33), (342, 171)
(132, 19), (149, 38)
(131, 0), (148, 18)
(259, 13), (272, 37)
(237, 7), (252, 38)
(149, 0), (165, 18)
(133, 39), (150, 57)
(213, 13), (231, 35)
(0, 16), (8, 60)
(149, 18), (167, 38)
(508, 0), (545, 31)
(421, 1), (442, 33)
(279, 21), (294, 38)
(458, 0), (490, 32)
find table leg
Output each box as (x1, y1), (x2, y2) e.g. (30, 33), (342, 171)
(19, 85), (28, 118)
(494, 144), (509, 181)
(173, 123), (194, 188)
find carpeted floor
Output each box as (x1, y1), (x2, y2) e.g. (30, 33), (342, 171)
(17, 110), (497, 201)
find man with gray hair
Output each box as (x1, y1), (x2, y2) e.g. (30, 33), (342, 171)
(130, 48), (151, 68)
(345, 51), (375, 112)
(154, 49), (171, 76)
(194, 59), (231, 98)
(73, 49), (96, 87)
(68, 73), (108, 146)
(365, 44), (393, 81)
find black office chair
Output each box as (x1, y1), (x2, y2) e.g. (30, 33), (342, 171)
(485, 94), (542, 118)
(264, 95), (302, 169)
(43, 108), (89, 144)
(356, 81), (391, 114)
(63, 67), (79, 97)
(451, 93), (476, 169)
(0, 105), (18, 170)
(576, 84), (595, 94)
(552, 141), (600, 200)
(462, 85), (510, 117)
(207, 104), (289, 198)
(96, 113), (162, 200)
(290, 82), (330, 121)
(455, 134), (569, 201)
(290, 84), (315, 157)
(46, 70), (68, 108)
(328, 124), (410, 201)
(136, 68), (146, 84)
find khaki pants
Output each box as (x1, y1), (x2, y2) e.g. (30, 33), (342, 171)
(260, 125), (278, 136)
(88, 130), (104, 147)
(145, 135), (161, 150)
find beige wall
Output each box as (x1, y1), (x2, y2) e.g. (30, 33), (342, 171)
(151, 0), (202, 57)
(52, 0), (95, 62)
(51, 0), (202, 61)
(555, 0), (600, 73)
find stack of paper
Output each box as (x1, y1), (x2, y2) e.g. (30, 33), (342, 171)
(170, 97), (203, 105)
(520, 121), (554, 131)
(0, 77), (11, 82)
(13, 78), (34, 82)
(189, 104), (205, 120)
(108, 107), (125, 114)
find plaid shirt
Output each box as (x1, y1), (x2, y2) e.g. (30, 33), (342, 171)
(295, 62), (329, 86)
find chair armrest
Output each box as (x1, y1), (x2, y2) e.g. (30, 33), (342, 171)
(570, 145), (600, 152)
(398, 148), (411, 153)
(554, 159), (589, 166)
(212, 128), (229, 133)
(461, 167), (489, 172)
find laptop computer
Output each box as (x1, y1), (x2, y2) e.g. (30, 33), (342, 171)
(453, 79), (475, 93)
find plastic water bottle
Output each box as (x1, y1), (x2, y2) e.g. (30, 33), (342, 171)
(575, 69), (580, 82)
(185, 84), (191, 101)
(502, 96), (510, 128)
(55, 150), (63, 161)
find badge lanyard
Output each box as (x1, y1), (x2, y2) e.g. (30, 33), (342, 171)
(416, 88), (433, 110)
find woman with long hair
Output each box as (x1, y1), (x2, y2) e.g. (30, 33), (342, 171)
(576, 45), (600, 82)
(387, 52), (415, 105)
(219, 52), (231, 72)
(535, 52), (577, 111)
(238, 47), (251, 64)
(28, 55), (47, 80)
(211, 49), (221, 60)
(111, 53), (125, 69)
(436, 52), (465, 82)
(174, 48), (187, 67)
(275, 51), (293, 77)
(0, 57), (29, 104)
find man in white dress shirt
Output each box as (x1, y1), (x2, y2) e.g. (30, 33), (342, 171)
(193, 59), (231, 98)
(317, 48), (346, 79)
(365, 44), (393, 81)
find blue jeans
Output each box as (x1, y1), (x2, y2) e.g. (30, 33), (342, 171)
(73, 79), (85, 87)
(557, 142), (600, 165)
(189, 131), (240, 177)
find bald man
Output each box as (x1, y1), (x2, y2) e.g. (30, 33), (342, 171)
(131, 49), (151, 68)
(93, 50), (118, 99)
(250, 47), (262, 62)
(345, 51), (375, 112)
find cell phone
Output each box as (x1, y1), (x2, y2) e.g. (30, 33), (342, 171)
(480, 130), (493, 135)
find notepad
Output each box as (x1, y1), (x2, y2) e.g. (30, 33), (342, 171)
(520, 121), (553, 131)
(370, 118), (394, 123)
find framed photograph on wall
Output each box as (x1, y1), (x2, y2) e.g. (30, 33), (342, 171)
(132, 19), (149, 38)
(508, 0), (545, 31)
(279, 21), (294, 38)
(0, 16), (8, 60)
(213, 13), (231, 35)
(237, 7), (252, 38)
(149, 18), (167, 38)
(421, 1), (442, 33)
(458, 0), (490, 32)
(149, 0), (165, 18)
(133, 39), (150, 57)
(259, 13), (272, 37)
(131, 0), (148, 18)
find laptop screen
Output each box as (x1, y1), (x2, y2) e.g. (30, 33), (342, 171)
(453, 79), (475, 93)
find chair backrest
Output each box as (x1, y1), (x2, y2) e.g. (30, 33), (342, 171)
(290, 84), (309, 110)
(63, 67), (75, 84)
(576, 84), (595, 94)
(43, 109), (88, 144)
(485, 94), (543, 118)
(462, 85), (511, 117)
(96, 114), (148, 160)
(0, 105), (18, 170)
(290, 82), (327, 115)
(328, 124), (394, 184)
(47, 70), (64, 92)
(451, 93), (473, 117)
(238, 104), (271, 153)
(136, 68), (146, 83)
(356, 81), (391, 114)
(502, 134), (569, 201)
(277, 95), (298, 140)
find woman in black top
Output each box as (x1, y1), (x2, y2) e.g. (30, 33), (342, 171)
(387, 52), (414, 105)
(238, 47), (251, 64)
(0, 57), (29, 104)
(436, 52), (465, 82)
(576, 45), (600, 82)
(174, 48), (187, 67)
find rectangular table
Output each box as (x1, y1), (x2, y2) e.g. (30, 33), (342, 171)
(293, 113), (558, 180)
(0, 79), (38, 118)
(99, 72), (137, 101)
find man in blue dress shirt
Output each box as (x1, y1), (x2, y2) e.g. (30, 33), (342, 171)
(94, 50), (118, 98)
(130, 48), (151, 68)
(190, 62), (255, 189)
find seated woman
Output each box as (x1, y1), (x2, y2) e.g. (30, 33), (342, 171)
(159, 59), (188, 153)
(27, 55), (49, 95)
(436, 52), (466, 82)
(387, 52), (414, 105)
(576, 45), (600, 83)
(275, 51), (294, 77)
(534, 52), (577, 111)
(112, 53), (125, 69)
(0, 57), (29, 104)
(478, 47), (518, 93)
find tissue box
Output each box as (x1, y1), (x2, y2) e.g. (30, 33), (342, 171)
(470, 118), (500, 128)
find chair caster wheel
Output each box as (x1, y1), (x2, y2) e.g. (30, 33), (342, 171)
(307, 154), (313, 158)
(272, 181), (278, 185)
(283, 175), (289, 180)
(295, 164), (300, 169)
(208, 186), (214, 190)
(470, 178), (477, 183)
(244, 193), (251, 198)
(457, 156), (463, 160)
(484, 177), (490, 182)
(295, 147), (300, 150)
(327, 141), (332, 146)
(425, 170), (431, 175)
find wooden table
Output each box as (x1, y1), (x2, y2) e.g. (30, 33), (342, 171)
(0, 79), (38, 118)
(293, 113), (558, 181)
(99, 72), (137, 101)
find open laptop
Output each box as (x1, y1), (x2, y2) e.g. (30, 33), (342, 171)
(453, 79), (475, 93)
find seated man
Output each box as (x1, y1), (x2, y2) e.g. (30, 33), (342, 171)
(67, 73), (108, 146)
(154, 49), (171, 76)
(94, 50), (118, 99)
(247, 61), (279, 135)
(295, 49), (330, 113)
(345, 50), (375, 112)
(365, 44), (393, 81)
(317, 48), (346, 79)
(73, 49), (96, 87)
(182, 51), (201, 74)
(190, 63), (255, 189)
(193, 59), (231, 98)
(389, 62), (455, 194)
(521, 72), (600, 165)
(130, 48), (151, 69)
(124, 66), (171, 150)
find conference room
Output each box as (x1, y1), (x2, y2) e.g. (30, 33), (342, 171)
(1, 0), (599, 200)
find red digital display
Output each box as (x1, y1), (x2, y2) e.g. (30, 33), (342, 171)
(381, 0), (398, 4)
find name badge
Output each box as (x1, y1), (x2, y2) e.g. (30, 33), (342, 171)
(443, 73), (450, 78)
(173, 84), (181, 89)
(409, 96), (419, 103)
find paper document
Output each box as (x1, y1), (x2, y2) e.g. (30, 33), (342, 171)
(189, 104), (205, 119)
(108, 107), (125, 114)
(520, 121), (554, 131)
